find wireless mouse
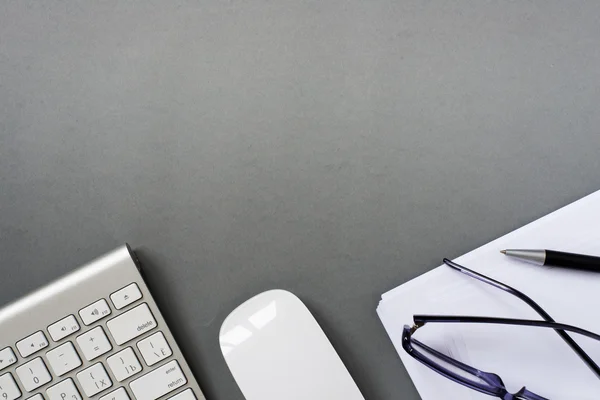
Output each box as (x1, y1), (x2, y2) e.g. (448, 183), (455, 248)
(219, 289), (365, 400)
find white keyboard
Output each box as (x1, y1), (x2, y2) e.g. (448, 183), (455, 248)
(0, 246), (206, 400)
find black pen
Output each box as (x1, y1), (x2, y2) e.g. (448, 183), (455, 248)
(501, 249), (600, 272)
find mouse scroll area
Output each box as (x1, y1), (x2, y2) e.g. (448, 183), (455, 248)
(219, 290), (364, 400)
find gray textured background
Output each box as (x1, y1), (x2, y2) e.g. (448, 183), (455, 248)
(2, 1), (600, 399)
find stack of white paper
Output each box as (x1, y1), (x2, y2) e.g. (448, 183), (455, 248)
(377, 190), (600, 399)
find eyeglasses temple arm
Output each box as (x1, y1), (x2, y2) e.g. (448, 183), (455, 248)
(443, 259), (554, 320)
(513, 387), (551, 400)
(414, 315), (600, 342)
(442, 258), (600, 378)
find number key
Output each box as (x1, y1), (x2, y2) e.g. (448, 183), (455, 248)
(15, 358), (52, 392)
(0, 373), (21, 400)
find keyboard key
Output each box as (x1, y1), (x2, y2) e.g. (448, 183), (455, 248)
(16, 332), (49, 358)
(0, 348), (17, 371)
(76, 363), (112, 397)
(48, 315), (80, 342)
(46, 342), (82, 377)
(106, 348), (142, 382)
(137, 332), (172, 366)
(99, 387), (130, 400)
(110, 283), (142, 310)
(0, 373), (21, 400)
(130, 360), (186, 400)
(26, 394), (43, 400)
(168, 389), (196, 400)
(106, 304), (156, 345)
(76, 327), (112, 361)
(79, 299), (111, 326)
(15, 357), (52, 392)
(46, 379), (82, 400)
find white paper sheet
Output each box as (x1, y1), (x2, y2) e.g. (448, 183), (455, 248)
(377, 190), (600, 399)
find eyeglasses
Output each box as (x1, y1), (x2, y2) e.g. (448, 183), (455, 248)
(402, 258), (600, 399)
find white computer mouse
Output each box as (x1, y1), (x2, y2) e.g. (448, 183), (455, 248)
(219, 289), (365, 400)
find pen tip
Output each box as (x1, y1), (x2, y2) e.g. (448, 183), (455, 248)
(500, 250), (507, 255)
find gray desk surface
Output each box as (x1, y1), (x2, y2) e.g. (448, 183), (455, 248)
(2, 1), (600, 398)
